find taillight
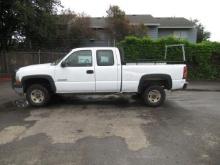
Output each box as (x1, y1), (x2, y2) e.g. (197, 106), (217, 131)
(183, 66), (187, 79)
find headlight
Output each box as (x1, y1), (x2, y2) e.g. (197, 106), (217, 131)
(15, 72), (21, 85)
(15, 75), (19, 81)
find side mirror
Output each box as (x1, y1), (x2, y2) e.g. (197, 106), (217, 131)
(121, 61), (126, 65)
(61, 61), (67, 67)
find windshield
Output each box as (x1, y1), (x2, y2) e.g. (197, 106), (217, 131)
(51, 58), (62, 65)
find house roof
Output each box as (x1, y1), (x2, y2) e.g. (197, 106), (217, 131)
(126, 15), (159, 26)
(88, 15), (195, 29)
(155, 17), (195, 28)
(90, 15), (159, 28)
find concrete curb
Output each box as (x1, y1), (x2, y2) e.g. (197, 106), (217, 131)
(0, 78), (11, 82)
(186, 81), (220, 92)
(185, 89), (220, 92)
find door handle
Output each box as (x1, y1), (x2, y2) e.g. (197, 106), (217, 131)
(86, 70), (94, 74)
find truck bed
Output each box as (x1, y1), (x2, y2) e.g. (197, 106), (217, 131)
(125, 60), (186, 65)
(121, 63), (186, 91)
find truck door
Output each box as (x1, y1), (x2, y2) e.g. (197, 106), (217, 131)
(95, 49), (120, 92)
(54, 50), (95, 93)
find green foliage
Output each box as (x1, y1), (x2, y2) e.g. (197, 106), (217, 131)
(106, 5), (130, 41)
(17, 0), (61, 49)
(52, 10), (94, 49)
(0, 0), (21, 50)
(119, 36), (220, 80)
(0, 0), (61, 51)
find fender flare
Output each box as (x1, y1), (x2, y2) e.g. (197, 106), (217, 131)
(21, 75), (56, 92)
(138, 74), (172, 92)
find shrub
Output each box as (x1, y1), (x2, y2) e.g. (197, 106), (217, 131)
(119, 36), (220, 80)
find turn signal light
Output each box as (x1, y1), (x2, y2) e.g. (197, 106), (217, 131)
(183, 66), (188, 79)
(15, 80), (21, 85)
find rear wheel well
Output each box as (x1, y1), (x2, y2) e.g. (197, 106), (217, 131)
(23, 78), (53, 93)
(138, 79), (170, 94)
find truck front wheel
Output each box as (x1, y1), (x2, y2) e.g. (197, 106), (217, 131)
(26, 84), (51, 107)
(142, 85), (166, 107)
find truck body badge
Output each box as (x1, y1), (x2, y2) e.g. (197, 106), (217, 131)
(57, 79), (67, 81)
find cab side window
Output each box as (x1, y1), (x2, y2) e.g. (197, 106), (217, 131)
(96, 50), (114, 66)
(65, 50), (92, 67)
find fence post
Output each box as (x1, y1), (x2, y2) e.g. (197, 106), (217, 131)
(38, 49), (41, 64)
(1, 51), (8, 73)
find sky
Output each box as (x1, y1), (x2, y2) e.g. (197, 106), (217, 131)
(60, 0), (220, 41)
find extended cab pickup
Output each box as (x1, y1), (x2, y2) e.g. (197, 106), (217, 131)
(12, 47), (188, 107)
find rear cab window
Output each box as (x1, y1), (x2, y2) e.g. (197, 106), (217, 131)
(96, 50), (114, 66)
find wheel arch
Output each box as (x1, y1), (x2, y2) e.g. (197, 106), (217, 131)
(21, 75), (56, 93)
(138, 74), (172, 93)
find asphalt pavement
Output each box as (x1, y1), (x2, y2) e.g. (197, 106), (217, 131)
(0, 81), (219, 165)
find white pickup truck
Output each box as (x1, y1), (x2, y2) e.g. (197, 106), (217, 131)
(12, 47), (188, 107)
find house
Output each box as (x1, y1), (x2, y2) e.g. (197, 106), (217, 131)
(87, 15), (197, 46)
(155, 17), (197, 42)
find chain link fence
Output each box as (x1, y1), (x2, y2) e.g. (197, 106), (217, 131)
(0, 40), (117, 77)
(0, 51), (67, 77)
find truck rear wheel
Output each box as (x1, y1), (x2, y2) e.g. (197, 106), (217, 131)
(142, 85), (166, 107)
(26, 84), (51, 107)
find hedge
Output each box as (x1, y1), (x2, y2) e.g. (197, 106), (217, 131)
(119, 36), (220, 80)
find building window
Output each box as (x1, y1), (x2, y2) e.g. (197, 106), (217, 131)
(173, 31), (188, 39)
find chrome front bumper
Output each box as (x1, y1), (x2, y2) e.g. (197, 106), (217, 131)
(182, 82), (188, 90)
(13, 86), (24, 95)
(11, 70), (24, 95)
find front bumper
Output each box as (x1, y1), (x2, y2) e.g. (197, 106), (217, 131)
(13, 85), (24, 95)
(11, 70), (24, 95)
(182, 83), (188, 90)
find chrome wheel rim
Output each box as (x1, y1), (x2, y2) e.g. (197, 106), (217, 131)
(30, 89), (45, 104)
(148, 90), (161, 104)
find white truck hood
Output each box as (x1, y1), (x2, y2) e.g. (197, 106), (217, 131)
(16, 63), (55, 80)
(19, 63), (52, 71)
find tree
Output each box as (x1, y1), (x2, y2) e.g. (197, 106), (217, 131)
(53, 9), (77, 49)
(191, 19), (211, 43)
(53, 10), (94, 49)
(19, 0), (61, 49)
(68, 13), (94, 47)
(0, 0), (23, 72)
(0, 0), (20, 51)
(129, 23), (148, 37)
(0, 0), (61, 50)
(0, 0), (61, 71)
(106, 5), (130, 41)
(106, 5), (148, 41)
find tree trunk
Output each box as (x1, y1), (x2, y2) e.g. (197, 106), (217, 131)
(0, 37), (9, 73)
(0, 51), (8, 73)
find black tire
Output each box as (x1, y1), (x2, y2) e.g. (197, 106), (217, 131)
(142, 85), (166, 107)
(26, 84), (51, 107)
